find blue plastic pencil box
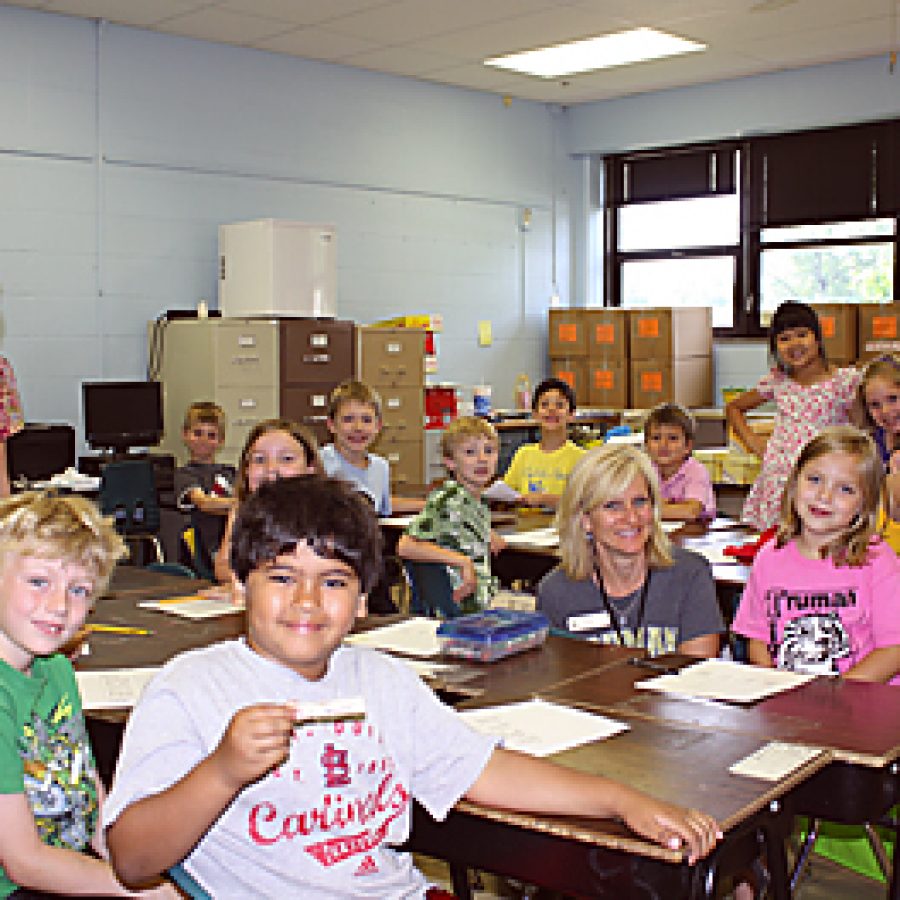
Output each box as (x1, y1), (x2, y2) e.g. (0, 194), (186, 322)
(437, 609), (550, 662)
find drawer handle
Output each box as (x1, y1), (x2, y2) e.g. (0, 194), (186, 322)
(234, 418), (258, 427)
(310, 334), (329, 348)
(239, 399), (258, 409)
(231, 355), (260, 365)
(302, 353), (331, 364)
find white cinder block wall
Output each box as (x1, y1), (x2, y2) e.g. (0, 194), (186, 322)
(0, 7), (570, 449)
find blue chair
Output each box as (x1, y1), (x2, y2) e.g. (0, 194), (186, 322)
(168, 864), (211, 899)
(146, 561), (197, 579)
(99, 458), (162, 565)
(403, 561), (461, 619)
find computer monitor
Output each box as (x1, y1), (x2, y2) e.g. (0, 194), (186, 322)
(82, 381), (163, 454)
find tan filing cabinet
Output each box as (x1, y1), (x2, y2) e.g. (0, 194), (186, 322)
(358, 327), (426, 489)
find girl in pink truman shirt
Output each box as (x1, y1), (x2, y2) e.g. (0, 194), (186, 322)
(733, 426), (900, 684)
(726, 301), (861, 531)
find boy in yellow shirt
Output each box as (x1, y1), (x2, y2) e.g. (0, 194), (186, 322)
(501, 377), (584, 508)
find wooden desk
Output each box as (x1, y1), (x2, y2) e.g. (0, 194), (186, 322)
(78, 570), (863, 900)
(408, 715), (815, 899)
(543, 654), (900, 899)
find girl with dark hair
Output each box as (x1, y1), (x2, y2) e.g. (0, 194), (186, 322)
(726, 302), (861, 530)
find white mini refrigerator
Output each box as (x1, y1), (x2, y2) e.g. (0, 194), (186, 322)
(218, 218), (337, 318)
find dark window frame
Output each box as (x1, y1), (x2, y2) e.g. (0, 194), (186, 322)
(602, 120), (900, 338)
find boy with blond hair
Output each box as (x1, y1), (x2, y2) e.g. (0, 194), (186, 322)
(104, 475), (719, 898)
(321, 380), (392, 515)
(175, 401), (235, 572)
(398, 417), (503, 612)
(0, 492), (172, 896)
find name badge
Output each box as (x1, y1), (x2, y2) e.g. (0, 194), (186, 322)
(566, 612), (611, 632)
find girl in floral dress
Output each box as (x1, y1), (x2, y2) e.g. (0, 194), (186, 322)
(0, 355), (24, 497)
(726, 302), (860, 531)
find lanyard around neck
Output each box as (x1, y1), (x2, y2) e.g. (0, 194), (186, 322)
(595, 569), (652, 647)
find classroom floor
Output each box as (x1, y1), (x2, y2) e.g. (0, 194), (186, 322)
(415, 852), (888, 898)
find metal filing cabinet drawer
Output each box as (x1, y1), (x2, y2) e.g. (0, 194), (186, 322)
(213, 320), (279, 387)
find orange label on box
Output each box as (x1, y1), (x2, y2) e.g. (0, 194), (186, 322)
(641, 371), (664, 392)
(872, 316), (898, 339)
(637, 317), (659, 338)
(593, 369), (614, 390)
(820, 316), (836, 338)
(594, 323), (615, 344)
(557, 370), (575, 388)
(557, 323), (579, 343)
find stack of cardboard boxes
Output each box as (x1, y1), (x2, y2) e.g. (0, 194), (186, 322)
(548, 307), (713, 409)
(813, 302), (900, 364)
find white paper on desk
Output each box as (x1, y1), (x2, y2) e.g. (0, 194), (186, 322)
(378, 514), (416, 528)
(502, 527), (559, 548)
(138, 595), (245, 619)
(635, 658), (815, 703)
(660, 520), (682, 534)
(481, 480), (522, 503)
(395, 658), (459, 679)
(345, 617), (441, 657)
(76, 668), (160, 710)
(695, 545), (745, 566)
(460, 699), (629, 757)
(729, 742), (825, 782)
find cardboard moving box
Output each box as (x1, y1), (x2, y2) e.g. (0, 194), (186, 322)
(586, 359), (629, 408)
(630, 356), (712, 409)
(857, 303), (900, 361)
(813, 303), (857, 365)
(549, 357), (588, 403)
(629, 307), (712, 360)
(548, 310), (587, 357)
(584, 309), (629, 362)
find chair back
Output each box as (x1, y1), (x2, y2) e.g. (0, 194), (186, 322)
(99, 458), (161, 535)
(403, 561), (460, 619)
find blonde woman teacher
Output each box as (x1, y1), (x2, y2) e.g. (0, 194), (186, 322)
(537, 444), (723, 658)
(0, 356), (23, 497)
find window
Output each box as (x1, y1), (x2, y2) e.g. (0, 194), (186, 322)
(760, 220), (894, 325)
(601, 120), (900, 336)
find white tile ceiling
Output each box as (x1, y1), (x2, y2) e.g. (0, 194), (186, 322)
(4, 0), (900, 103)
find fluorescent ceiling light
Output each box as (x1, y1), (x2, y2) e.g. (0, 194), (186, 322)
(485, 27), (705, 79)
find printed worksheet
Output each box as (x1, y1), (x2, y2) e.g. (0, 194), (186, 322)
(345, 617), (442, 657)
(76, 668), (161, 710)
(139, 594), (245, 619)
(635, 658), (815, 703)
(729, 742), (826, 781)
(502, 527), (560, 548)
(461, 699), (629, 757)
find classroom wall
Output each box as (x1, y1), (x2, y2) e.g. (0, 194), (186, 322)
(565, 54), (900, 400)
(0, 6), (570, 448)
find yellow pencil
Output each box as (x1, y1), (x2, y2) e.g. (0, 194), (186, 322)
(87, 624), (153, 636)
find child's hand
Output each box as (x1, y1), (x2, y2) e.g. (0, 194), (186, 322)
(889, 448), (900, 475)
(489, 530), (506, 554)
(623, 796), (721, 864)
(452, 557), (478, 603)
(213, 704), (296, 791)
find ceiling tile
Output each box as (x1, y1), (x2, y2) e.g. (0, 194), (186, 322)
(216, 0), (392, 27)
(253, 25), (380, 59)
(152, 6), (294, 43)
(341, 45), (467, 76)
(42, 0), (206, 25)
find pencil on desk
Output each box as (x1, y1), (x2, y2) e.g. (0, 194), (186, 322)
(87, 624), (153, 636)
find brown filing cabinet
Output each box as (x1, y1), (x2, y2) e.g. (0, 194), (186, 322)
(279, 318), (355, 445)
(358, 327), (426, 489)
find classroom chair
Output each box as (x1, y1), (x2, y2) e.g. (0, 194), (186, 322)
(146, 561), (197, 579)
(168, 864), (212, 899)
(99, 458), (163, 565)
(403, 561), (461, 619)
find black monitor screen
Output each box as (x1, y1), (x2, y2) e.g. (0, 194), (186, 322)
(82, 381), (163, 453)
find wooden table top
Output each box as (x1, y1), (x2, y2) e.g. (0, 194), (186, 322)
(541, 655), (900, 768)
